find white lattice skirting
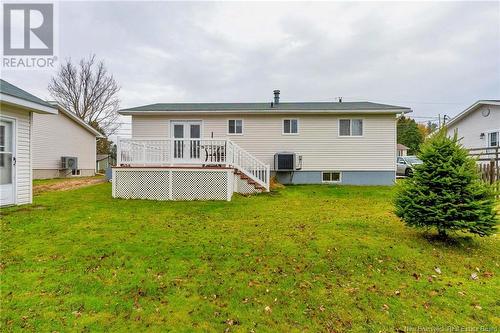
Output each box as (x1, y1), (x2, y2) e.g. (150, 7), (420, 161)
(112, 168), (234, 201)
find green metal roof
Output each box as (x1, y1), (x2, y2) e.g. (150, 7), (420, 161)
(0, 79), (54, 108)
(120, 101), (411, 113)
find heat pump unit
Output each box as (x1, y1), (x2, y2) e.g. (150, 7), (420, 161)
(274, 152), (296, 171)
(61, 156), (78, 170)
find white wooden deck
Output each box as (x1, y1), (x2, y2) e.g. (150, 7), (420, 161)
(113, 138), (270, 201)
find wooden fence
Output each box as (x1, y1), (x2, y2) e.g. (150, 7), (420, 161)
(469, 147), (499, 195)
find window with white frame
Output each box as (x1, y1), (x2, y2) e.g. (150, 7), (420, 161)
(488, 131), (499, 147)
(322, 171), (341, 183)
(283, 119), (299, 134)
(228, 119), (243, 134)
(339, 119), (363, 136)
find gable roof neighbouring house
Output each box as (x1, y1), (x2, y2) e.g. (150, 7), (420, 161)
(397, 143), (409, 151)
(0, 79), (57, 114)
(446, 100), (500, 128)
(120, 101), (412, 115)
(96, 154), (110, 161)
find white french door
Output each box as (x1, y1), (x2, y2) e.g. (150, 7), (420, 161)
(171, 121), (202, 163)
(0, 118), (15, 206)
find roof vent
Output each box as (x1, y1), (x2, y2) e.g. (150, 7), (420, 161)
(273, 90), (280, 104)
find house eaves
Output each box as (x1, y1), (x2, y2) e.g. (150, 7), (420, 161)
(119, 101), (412, 116)
(0, 79), (57, 114)
(446, 100), (500, 128)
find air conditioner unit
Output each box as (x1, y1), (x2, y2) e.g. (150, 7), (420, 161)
(274, 152), (296, 171)
(61, 156), (78, 170)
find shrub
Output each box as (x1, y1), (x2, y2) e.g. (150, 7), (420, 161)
(395, 129), (498, 237)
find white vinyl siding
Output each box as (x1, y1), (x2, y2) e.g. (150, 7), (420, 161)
(0, 104), (32, 205)
(32, 111), (96, 172)
(447, 104), (500, 149)
(132, 114), (397, 171)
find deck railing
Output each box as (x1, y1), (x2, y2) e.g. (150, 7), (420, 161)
(117, 138), (270, 191)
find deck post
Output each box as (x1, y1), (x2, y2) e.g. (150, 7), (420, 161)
(266, 165), (271, 192)
(170, 139), (174, 166)
(226, 169), (233, 201)
(116, 136), (121, 166)
(111, 168), (116, 197)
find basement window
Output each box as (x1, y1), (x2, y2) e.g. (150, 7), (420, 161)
(322, 171), (341, 183)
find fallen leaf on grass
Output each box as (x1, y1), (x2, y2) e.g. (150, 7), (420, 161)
(470, 273), (478, 280)
(483, 271), (494, 278)
(264, 306), (272, 313)
(434, 267), (441, 274)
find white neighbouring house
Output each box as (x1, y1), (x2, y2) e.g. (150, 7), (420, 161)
(446, 100), (500, 149)
(113, 90), (411, 201)
(32, 103), (103, 179)
(0, 80), (58, 206)
(397, 143), (409, 156)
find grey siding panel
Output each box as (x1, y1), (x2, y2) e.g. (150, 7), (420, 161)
(274, 171), (322, 184)
(342, 171), (395, 185)
(274, 171), (395, 185)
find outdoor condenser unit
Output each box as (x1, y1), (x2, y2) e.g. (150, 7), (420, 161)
(274, 152), (296, 171)
(61, 156), (78, 170)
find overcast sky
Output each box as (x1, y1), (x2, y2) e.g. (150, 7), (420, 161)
(2, 1), (499, 135)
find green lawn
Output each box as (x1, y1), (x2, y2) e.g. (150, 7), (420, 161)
(1, 184), (498, 332)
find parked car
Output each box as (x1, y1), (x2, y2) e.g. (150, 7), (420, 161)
(396, 155), (423, 177)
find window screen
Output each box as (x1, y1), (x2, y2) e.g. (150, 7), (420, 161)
(339, 120), (350, 136)
(228, 120), (243, 134)
(283, 119), (298, 134)
(488, 132), (498, 147)
(339, 119), (363, 136)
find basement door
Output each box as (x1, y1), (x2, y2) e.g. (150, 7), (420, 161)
(0, 118), (15, 206)
(171, 121), (202, 163)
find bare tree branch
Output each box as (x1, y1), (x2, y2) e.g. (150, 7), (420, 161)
(48, 54), (120, 137)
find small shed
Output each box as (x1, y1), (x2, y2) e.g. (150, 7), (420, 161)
(96, 154), (111, 173)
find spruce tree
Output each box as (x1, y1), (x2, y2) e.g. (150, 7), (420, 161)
(395, 129), (498, 237)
